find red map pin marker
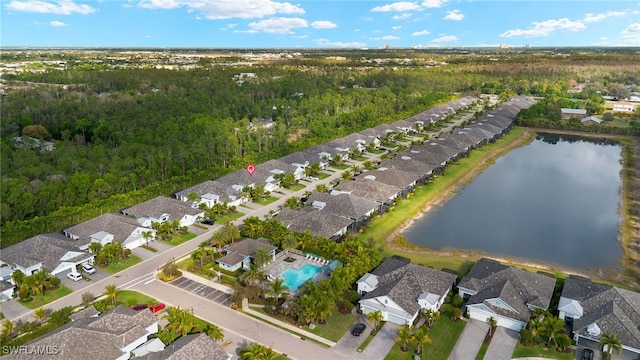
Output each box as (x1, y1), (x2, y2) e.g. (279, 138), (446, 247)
(246, 164), (255, 177)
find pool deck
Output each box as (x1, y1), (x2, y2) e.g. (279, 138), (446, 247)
(265, 251), (331, 290)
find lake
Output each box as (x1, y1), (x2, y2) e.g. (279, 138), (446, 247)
(404, 133), (623, 271)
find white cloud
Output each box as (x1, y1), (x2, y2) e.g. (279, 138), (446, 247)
(412, 29), (430, 36)
(5, 0), (96, 15)
(583, 10), (625, 23)
(371, 1), (421, 12)
(432, 35), (457, 43)
(392, 25), (402, 30)
(137, 0), (305, 20)
(293, 35), (308, 39)
(248, 17), (307, 34)
(500, 18), (586, 38)
(392, 13), (412, 20)
(371, 35), (400, 40)
(444, 9), (463, 21)
(422, 0), (447, 8)
(620, 23), (640, 44)
(311, 20), (337, 29)
(50, 20), (67, 26)
(313, 38), (367, 48)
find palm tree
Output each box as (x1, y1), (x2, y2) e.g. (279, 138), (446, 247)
(88, 242), (103, 255)
(191, 247), (209, 268)
(412, 326), (432, 354)
(283, 196), (300, 210)
(267, 278), (289, 306)
(340, 170), (352, 180)
(543, 316), (565, 349)
(11, 269), (25, 288)
(204, 324), (224, 342)
(142, 231), (153, 246)
(245, 262), (265, 285)
(367, 310), (383, 332)
(1, 319), (15, 338)
(239, 343), (278, 360)
(165, 307), (195, 335)
(104, 283), (118, 305)
(253, 248), (272, 269)
(599, 333), (622, 360)
(487, 316), (498, 336)
(424, 309), (440, 328)
(281, 234), (298, 253)
(395, 324), (413, 352)
(528, 317), (544, 344)
(32, 269), (49, 296)
(34, 307), (48, 324)
(315, 183), (328, 193)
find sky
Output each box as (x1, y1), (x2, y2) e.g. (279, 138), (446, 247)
(2, 0), (640, 48)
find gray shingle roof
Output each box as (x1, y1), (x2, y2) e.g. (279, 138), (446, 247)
(563, 276), (640, 350)
(305, 192), (379, 220)
(175, 180), (243, 202)
(138, 333), (229, 360)
(64, 213), (142, 244)
(362, 256), (458, 316)
(276, 207), (353, 239)
(0, 233), (91, 272)
(335, 178), (400, 203)
(459, 258), (556, 323)
(217, 238), (276, 266)
(122, 196), (203, 220)
(360, 168), (420, 189)
(5, 305), (157, 360)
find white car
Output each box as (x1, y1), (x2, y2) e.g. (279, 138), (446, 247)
(67, 272), (82, 282)
(81, 263), (96, 274)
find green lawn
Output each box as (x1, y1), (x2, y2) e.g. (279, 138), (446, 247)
(512, 342), (575, 360)
(168, 232), (197, 246)
(385, 305), (466, 360)
(304, 307), (357, 342)
(317, 173), (331, 179)
(102, 255), (143, 274)
(288, 183), (306, 191)
(475, 343), (489, 360)
(20, 286), (72, 309)
(255, 196), (279, 205)
(213, 211), (245, 224)
(117, 290), (159, 306)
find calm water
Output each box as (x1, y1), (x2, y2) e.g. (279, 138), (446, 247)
(404, 133), (623, 270)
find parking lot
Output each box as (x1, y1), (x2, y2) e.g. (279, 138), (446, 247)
(169, 277), (233, 307)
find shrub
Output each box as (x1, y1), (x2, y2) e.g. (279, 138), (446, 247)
(520, 328), (533, 346)
(452, 294), (463, 308)
(451, 307), (462, 321)
(49, 277), (60, 287)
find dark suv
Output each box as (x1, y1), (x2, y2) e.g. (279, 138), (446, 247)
(351, 323), (366, 336)
(582, 349), (594, 360)
(201, 219), (214, 225)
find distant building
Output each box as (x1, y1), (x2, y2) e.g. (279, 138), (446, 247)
(561, 108), (587, 119)
(580, 116), (603, 125)
(612, 101), (635, 113)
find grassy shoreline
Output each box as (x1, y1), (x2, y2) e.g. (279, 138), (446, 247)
(357, 126), (639, 286)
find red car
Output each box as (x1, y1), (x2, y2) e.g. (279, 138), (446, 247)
(131, 304), (148, 311)
(150, 303), (166, 313)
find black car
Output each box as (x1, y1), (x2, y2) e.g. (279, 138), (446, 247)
(582, 349), (594, 360)
(201, 219), (215, 225)
(351, 323), (366, 336)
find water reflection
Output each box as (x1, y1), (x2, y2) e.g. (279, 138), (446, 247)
(404, 133), (623, 270)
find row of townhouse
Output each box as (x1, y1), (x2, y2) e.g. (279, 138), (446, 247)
(0, 95), (512, 297)
(357, 257), (640, 359)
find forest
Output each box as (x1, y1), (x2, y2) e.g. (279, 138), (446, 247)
(1, 49), (639, 245)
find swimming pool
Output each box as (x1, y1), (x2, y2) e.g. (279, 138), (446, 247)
(281, 264), (322, 291)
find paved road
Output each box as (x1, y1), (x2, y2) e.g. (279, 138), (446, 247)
(448, 319), (487, 360)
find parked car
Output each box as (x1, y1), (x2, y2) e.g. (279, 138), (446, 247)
(67, 272), (82, 282)
(201, 219), (215, 225)
(81, 263), (96, 274)
(351, 323), (366, 336)
(150, 303), (166, 313)
(583, 349), (594, 360)
(132, 304), (148, 311)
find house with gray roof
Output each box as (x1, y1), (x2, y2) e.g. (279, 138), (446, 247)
(378, 158), (434, 183)
(122, 196), (205, 228)
(137, 333), (231, 360)
(0, 233), (93, 280)
(216, 238), (276, 272)
(175, 180), (246, 208)
(0, 280), (15, 302)
(3, 305), (158, 360)
(64, 213), (153, 250)
(256, 159), (306, 182)
(357, 256), (457, 325)
(360, 168), (420, 196)
(561, 108), (588, 119)
(276, 207), (353, 240)
(581, 116), (603, 125)
(559, 276), (640, 358)
(305, 192), (379, 231)
(333, 177), (400, 211)
(458, 258), (556, 331)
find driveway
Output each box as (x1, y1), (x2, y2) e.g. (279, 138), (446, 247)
(333, 319), (372, 358)
(448, 319), (488, 360)
(484, 326), (519, 360)
(333, 315), (400, 360)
